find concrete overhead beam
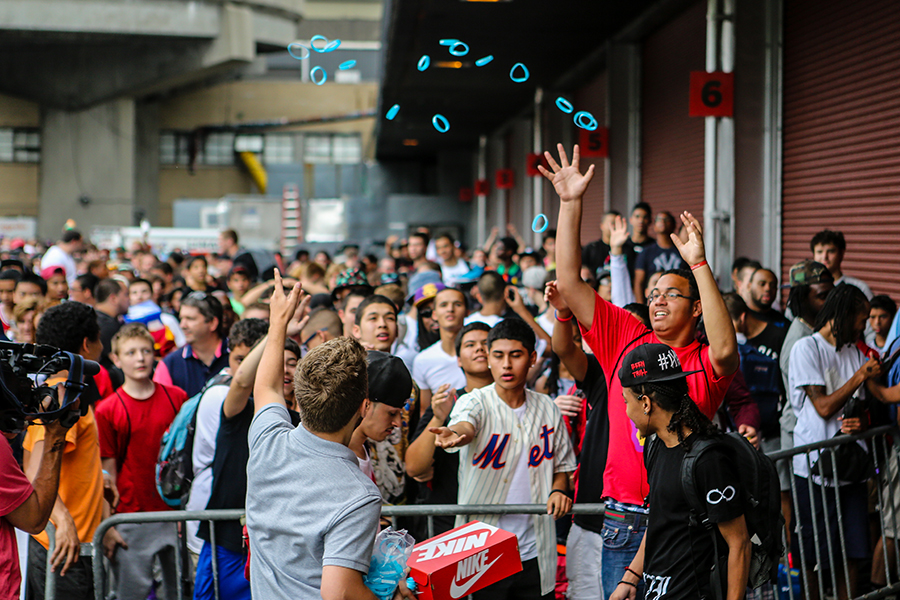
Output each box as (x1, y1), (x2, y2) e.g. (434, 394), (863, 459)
(0, 0), (221, 37)
(0, 1), (302, 109)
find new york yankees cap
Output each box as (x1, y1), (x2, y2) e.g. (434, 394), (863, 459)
(618, 343), (702, 387)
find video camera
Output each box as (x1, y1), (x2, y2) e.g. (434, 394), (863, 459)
(0, 340), (100, 433)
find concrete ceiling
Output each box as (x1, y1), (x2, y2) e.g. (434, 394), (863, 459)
(375, 0), (657, 160)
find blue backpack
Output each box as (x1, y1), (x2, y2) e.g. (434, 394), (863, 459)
(737, 343), (782, 437)
(156, 373), (231, 507)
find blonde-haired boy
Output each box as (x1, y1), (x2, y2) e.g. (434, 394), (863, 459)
(95, 323), (188, 600)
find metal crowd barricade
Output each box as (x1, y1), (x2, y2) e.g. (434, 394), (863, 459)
(43, 521), (93, 600)
(87, 504), (605, 600)
(68, 424), (899, 600)
(766, 424), (900, 600)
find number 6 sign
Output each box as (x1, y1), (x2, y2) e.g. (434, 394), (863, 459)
(689, 71), (734, 117)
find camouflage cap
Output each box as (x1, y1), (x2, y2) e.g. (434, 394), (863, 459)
(788, 260), (833, 287)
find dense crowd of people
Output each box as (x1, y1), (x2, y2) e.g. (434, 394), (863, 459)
(1, 145), (900, 600)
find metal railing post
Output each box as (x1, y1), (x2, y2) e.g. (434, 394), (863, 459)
(45, 521), (56, 600)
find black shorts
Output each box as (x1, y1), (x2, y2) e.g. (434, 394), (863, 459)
(791, 475), (869, 570)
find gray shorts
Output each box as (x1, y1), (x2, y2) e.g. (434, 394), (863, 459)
(762, 436), (793, 493)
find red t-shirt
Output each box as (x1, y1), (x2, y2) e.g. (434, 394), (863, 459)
(580, 295), (734, 505)
(95, 383), (187, 513)
(1, 440), (34, 600)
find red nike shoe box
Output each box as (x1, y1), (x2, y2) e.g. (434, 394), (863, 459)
(406, 521), (522, 600)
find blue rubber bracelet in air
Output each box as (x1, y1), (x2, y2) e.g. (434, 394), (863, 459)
(339, 60), (357, 70)
(510, 63), (530, 83)
(417, 55), (430, 71)
(432, 114), (450, 133)
(475, 55), (494, 67)
(386, 104), (400, 120)
(310, 66), (327, 85)
(287, 43), (309, 60)
(532, 214), (549, 233)
(448, 41), (469, 56)
(439, 39), (459, 46)
(574, 111), (598, 131)
(311, 35), (341, 53)
(555, 97), (574, 114)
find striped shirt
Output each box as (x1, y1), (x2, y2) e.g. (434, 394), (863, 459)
(447, 384), (576, 596)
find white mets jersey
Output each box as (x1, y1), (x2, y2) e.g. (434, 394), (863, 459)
(446, 383), (576, 596)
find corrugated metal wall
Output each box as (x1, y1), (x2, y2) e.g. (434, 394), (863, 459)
(781, 0), (900, 298)
(641, 0), (706, 225)
(575, 71), (608, 245)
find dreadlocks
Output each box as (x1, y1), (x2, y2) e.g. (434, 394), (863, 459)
(631, 379), (718, 449)
(813, 283), (869, 350)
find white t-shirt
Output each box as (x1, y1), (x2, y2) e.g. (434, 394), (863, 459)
(497, 405), (538, 561)
(536, 311), (554, 337)
(835, 275), (873, 300)
(440, 260), (470, 287)
(789, 332), (868, 482)
(41, 245), (78, 284)
(186, 381), (229, 552)
(394, 313), (420, 372)
(464, 312), (503, 327)
(412, 341), (466, 392)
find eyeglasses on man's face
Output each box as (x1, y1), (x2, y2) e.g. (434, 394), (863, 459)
(645, 290), (696, 305)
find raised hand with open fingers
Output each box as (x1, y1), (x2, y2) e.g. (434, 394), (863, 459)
(609, 215), (630, 254)
(537, 144), (595, 202)
(670, 211), (707, 268)
(268, 269), (305, 327)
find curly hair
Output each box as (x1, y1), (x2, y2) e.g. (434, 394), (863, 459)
(227, 318), (268, 351)
(36, 302), (100, 353)
(630, 379), (718, 449)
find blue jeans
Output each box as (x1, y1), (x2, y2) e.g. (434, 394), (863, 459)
(601, 515), (647, 599)
(194, 542), (251, 600)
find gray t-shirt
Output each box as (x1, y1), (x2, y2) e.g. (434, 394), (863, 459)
(779, 318), (814, 437)
(246, 404), (382, 600)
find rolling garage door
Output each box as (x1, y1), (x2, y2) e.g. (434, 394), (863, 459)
(576, 71), (608, 244)
(641, 0), (706, 225)
(781, 0), (900, 298)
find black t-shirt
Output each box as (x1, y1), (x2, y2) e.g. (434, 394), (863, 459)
(571, 356), (610, 535)
(622, 238), (653, 280)
(746, 320), (789, 437)
(97, 311), (123, 389)
(199, 401), (299, 552)
(643, 435), (743, 600)
(410, 393), (463, 535)
(582, 239), (611, 277)
(635, 242), (688, 275)
(751, 308), (790, 327)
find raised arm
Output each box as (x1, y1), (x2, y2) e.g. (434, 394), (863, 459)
(546, 281), (588, 381)
(538, 144), (598, 329)
(253, 270), (303, 413)
(224, 334), (268, 419)
(609, 216), (637, 307)
(670, 212), (739, 377)
(506, 286), (551, 348)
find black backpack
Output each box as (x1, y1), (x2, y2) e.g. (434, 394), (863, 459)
(647, 432), (784, 598)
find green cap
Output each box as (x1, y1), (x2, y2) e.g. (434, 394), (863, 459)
(788, 260), (833, 287)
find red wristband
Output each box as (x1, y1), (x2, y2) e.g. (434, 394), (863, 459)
(690, 260), (708, 271)
(555, 310), (573, 322)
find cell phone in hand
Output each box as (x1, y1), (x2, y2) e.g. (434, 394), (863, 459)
(507, 287), (515, 302)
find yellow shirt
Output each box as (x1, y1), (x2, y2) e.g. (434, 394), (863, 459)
(23, 406), (104, 550)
